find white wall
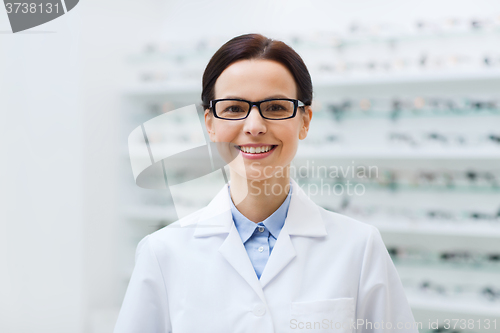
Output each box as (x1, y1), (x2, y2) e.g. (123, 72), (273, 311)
(0, 0), (166, 332)
(79, 1), (168, 332)
(0, 6), (84, 333)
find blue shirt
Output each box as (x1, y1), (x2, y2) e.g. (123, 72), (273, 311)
(228, 182), (293, 279)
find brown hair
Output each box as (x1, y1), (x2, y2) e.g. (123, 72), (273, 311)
(201, 33), (313, 111)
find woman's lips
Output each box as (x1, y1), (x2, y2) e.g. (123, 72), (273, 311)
(237, 145), (277, 159)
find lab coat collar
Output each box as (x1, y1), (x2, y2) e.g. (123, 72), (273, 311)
(192, 178), (327, 295)
(228, 181), (292, 243)
(193, 178), (327, 238)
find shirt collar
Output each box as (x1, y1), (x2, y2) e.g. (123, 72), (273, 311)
(228, 182), (293, 243)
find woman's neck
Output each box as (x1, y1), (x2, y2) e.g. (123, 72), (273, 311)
(229, 170), (291, 223)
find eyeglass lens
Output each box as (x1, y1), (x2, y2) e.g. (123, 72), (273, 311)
(215, 99), (295, 119)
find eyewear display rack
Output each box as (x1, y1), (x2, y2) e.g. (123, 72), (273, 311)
(119, 31), (500, 332)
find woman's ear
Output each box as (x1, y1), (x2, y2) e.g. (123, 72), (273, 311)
(205, 108), (216, 141)
(298, 106), (313, 140)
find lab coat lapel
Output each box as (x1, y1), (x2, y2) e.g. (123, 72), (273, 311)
(191, 179), (327, 297)
(192, 183), (267, 304)
(218, 223), (267, 303)
(259, 178), (327, 289)
(258, 223), (296, 289)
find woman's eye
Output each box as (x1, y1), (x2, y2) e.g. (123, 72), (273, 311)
(225, 106), (244, 113)
(268, 104), (285, 111)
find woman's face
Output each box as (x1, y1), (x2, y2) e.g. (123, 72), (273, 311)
(205, 59), (312, 181)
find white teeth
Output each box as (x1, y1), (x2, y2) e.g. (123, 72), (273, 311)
(239, 145), (274, 154)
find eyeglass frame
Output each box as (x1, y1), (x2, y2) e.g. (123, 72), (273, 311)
(209, 98), (306, 120)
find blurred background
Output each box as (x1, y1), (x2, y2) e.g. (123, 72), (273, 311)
(1, 0), (499, 332)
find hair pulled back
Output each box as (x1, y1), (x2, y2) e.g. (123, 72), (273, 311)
(201, 33), (313, 111)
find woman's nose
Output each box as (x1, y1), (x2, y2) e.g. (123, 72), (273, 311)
(243, 105), (267, 136)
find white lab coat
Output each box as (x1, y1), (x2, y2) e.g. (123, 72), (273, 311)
(114, 178), (418, 333)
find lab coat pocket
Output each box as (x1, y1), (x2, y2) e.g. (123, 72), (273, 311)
(290, 298), (355, 333)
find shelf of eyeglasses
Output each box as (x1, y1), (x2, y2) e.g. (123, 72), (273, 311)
(312, 59), (497, 78)
(422, 329), (482, 333)
(128, 55), (500, 83)
(404, 283), (500, 317)
(124, 146), (500, 161)
(390, 248), (500, 272)
(311, 68), (500, 86)
(310, 67), (500, 86)
(341, 206), (500, 224)
(301, 130), (500, 150)
(318, 96), (500, 113)
(121, 69), (500, 97)
(297, 167), (500, 187)
(317, 107), (500, 121)
(291, 24), (500, 49)
(394, 260), (500, 273)
(386, 133), (500, 150)
(128, 52), (500, 86)
(422, 329), (479, 333)
(357, 218), (500, 238)
(124, 25), (500, 65)
(297, 179), (500, 193)
(295, 146), (500, 159)
(320, 211), (500, 239)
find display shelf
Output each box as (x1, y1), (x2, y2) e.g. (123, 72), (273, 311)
(408, 292), (500, 317)
(121, 205), (178, 221)
(395, 261), (500, 274)
(307, 183), (499, 194)
(118, 207), (500, 239)
(314, 28), (500, 48)
(295, 146), (500, 159)
(371, 220), (500, 238)
(125, 28), (500, 64)
(122, 70), (500, 97)
(311, 70), (500, 87)
(119, 28), (500, 325)
(126, 145), (500, 160)
(313, 109), (500, 121)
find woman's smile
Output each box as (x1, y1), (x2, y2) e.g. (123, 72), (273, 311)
(236, 143), (278, 159)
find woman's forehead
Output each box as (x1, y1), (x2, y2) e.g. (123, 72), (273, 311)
(215, 59), (297, 99)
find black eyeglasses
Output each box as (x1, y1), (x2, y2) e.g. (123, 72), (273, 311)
(209, 98), (305, 120)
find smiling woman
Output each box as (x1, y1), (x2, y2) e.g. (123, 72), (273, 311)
(204, 56), (312, 222)
(114, 33), (420, 333)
